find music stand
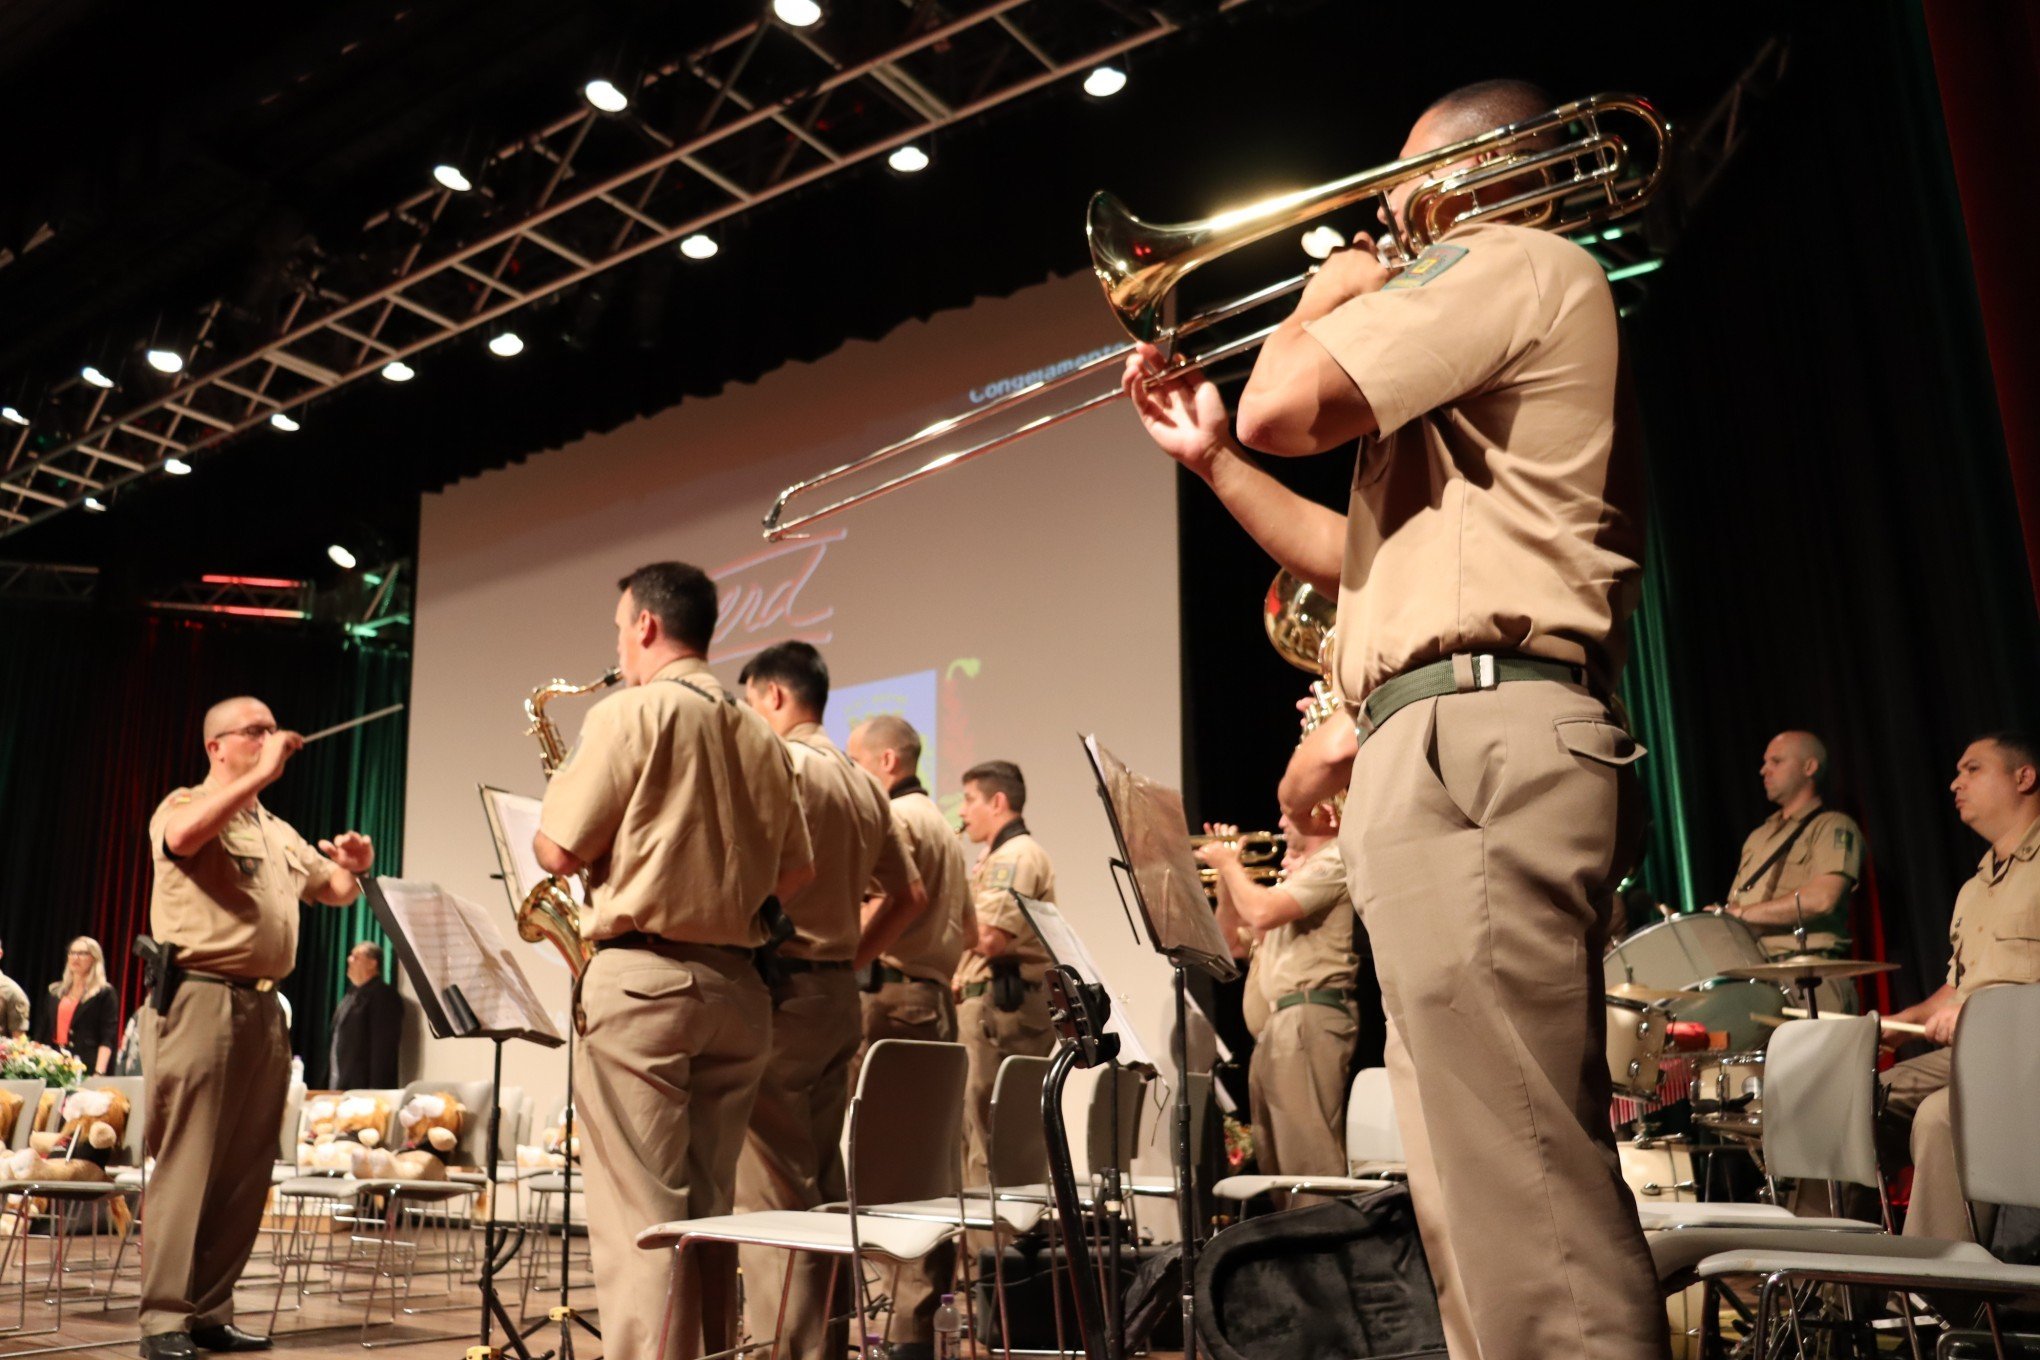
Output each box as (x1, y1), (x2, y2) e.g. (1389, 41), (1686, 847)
(365, 877), (562, 1360)
(1080, 736), (1237, 1360)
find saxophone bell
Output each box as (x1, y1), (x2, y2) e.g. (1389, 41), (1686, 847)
(520, 667), (622, 976)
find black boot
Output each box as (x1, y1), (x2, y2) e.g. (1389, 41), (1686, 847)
(189, 1323), (272, 1352)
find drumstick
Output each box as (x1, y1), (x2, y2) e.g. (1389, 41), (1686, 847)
(1782, 1006), (1926, 1037)
(301, 703), (406, 745)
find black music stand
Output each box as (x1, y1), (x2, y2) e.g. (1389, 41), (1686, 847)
(365, 876), (563, 1360)
(1080, 735), (1237, 1360)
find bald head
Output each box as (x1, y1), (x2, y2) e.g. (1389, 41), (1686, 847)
(847, 714), (922, 788)
(1418, 79), (1555, 147)
(203, 696), (270, 744)
(1760, 730), (1828, 811)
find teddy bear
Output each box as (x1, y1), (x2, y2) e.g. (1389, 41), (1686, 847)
(0, 1087), (22, 1149)
(297, 1093), (395, 1174)
(388, 1091), (465, 1181)
(29, 1087), (129, 1169)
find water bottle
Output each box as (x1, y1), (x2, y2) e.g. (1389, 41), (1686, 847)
(863, 1332), (888, 1360)
(932, 1293), (962, 1360)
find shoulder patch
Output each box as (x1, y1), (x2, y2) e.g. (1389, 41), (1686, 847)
(985, 860), (1017, 891)
(1383, 243), (1468, 290)
(1835, 827), (1854, 854)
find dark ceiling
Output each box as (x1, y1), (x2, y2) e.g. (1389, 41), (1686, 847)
(0, 0), (1789, 595)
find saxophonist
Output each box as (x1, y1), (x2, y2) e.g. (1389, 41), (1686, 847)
(535, 561), (815, 1360)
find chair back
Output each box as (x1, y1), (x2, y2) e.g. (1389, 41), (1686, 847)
(1951, 983), (2040, 1212)
(278, 1082), (305, 1162)
(342, 1088), (407, 1146)
(1345, 1067), (1403, 1170)
(987, 1056), (1051, 1191)
(1760, 1015), (1880, 1186)
(847, 1040), (969, 1209)
(495, 1086), (528, 1163)
(0, 1079), (43, 1151)
(1081, 1065), (1148, 1179)
(84, 1075), (148, 1166)
(398, 1079), (498, 1168)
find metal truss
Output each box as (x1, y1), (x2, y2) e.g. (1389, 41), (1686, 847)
(0, 0), (1242, 538)
(146, 573), (312, 622)
(0, 560), (98, 604)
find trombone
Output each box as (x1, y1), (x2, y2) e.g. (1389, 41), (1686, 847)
(762, 91), (1669, 541)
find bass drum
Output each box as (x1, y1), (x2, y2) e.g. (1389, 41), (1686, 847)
(1618, 1139), (1704, 1360)
(1665, 977), (1790, 1053)
(1607, 912), (1768, 990)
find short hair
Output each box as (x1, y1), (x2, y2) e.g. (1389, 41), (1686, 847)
(617, 562), (718, 654)
(739, 641), (830, 715)
(1421, 79), (1556, 143)
(202, 695), (266, 742)
(963, 760), (1026, 813)
(854, 714), (922, 771)
(351, 940), (384, 966)
(1778, 730), (1830, 786)
(1981, 731), (2040, 776)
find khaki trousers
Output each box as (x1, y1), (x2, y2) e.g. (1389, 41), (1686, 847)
(1249, 1000), (1357, 1197)
(738, 968), (861, 1360)
(578, 944), (771, 1360)
(958, 988), (1053, 1190)
(1341, 682), (1668, 1360)
(139, 981), (290, 1338)
(1880, 1048), (1987, 1241)
(856, 979), (958, 1346)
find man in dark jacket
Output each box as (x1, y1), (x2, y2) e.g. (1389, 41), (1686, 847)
(328, 940), (403, 1088)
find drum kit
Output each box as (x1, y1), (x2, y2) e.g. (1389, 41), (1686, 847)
(1603, 911), (1897, 1141)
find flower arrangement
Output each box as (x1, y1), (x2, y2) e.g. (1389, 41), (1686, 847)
(1222, 1113), (1255, 1170)
(0, 1037), (86, 1088)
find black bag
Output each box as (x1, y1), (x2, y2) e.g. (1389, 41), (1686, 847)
(1194, 1186), (1447, 1360)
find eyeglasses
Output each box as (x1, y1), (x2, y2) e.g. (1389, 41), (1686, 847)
(208, 723), (279, 743)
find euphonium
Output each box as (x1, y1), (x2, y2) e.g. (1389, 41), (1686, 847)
(1264, 570), (1343, 734)
(519, 668), (620, 975)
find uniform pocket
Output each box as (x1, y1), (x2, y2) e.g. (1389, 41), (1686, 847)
(1554, 718), (1645, 767)
(1428, 698), (1506, 829)
(616, 966), (700, 1003)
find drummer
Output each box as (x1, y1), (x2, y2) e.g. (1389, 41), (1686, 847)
(1716, 731), (1865, 949)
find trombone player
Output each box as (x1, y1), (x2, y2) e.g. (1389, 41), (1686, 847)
(1126, 80), (1662, 1360)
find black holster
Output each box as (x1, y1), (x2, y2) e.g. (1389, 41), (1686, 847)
(990, 956), (1026, 1013)
(135, 935), (181, 1014)
(753, 896), (797, 990)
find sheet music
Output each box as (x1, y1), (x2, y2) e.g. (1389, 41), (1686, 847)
(374, 878), (563, 1043)
(479, 785), (583, 911)
(1013, 893), (1154, 1069)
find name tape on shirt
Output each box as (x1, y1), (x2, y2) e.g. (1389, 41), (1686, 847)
(1383, 243), (1468, 290)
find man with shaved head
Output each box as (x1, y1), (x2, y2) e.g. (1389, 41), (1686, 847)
(1129, 77), (1664, 1360)
(1718, 730), (1866, 946)
(142, 696), (373, 1357)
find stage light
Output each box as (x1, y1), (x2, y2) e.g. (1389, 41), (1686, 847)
(887, 144), (930, 174)
(1082, 65), (1127, 98)
(584, 79), (628, 113)
(146, 348), (184, 374)
(773, 0), (823, 25)
(433, 164), (473, 193)
(328, 544), (358, 570)
(381, 360), (415, 382)
(81, 365), (114, 389)
(1, 406), (25, 426)
(83, 495), (107, 513)
(679, 233), (719, 260)
(1300, 225), (1345, 260)
(487, 331), (525, 357)
(270, 412), (300, 432)
(163, 457), (193, 476)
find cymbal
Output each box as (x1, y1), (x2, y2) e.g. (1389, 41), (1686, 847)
(1759, 932), (1842, 956)
(1607, 982), (1688, 1005)
(1722, 956), (1900, 982)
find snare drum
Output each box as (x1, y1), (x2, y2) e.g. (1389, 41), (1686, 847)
(1691, 1049), (1766, 1137)
(1605, 995), (1671, 1096)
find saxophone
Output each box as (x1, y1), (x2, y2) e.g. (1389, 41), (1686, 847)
(520, 669), (621, 976)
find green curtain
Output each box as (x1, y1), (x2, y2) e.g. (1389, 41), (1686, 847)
(1619, 512), (1703, 917)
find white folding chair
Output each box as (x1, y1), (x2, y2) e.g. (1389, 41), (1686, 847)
(1212, 1065), (1404, 1204)
(638, 1039), (970, 1359)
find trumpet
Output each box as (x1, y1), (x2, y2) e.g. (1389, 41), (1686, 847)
(761, 92), (1668, 541)
(518, 668), (621, 975)
(1192, 830), (1286, 902)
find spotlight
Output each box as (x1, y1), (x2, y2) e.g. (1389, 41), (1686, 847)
(270, 412), (301, 432)
(487, 331), (525, 357)
(163, 457), (193, 476)
(773, 0), (823, 25)
(1300, 225), (1346, 260)
(83, 495), (107, 513)
(583, 79), (629, 113)
(81, 365), (114, 389)
(433, 164), (473, 192)
(1082, 65), (1128, 98)
(678, 233), (719, 260)
(146, 348), (184, 374)
(1, 407), (25, 426)
(328, 544), (358, 570)
(381, 360), (415, 382)
(887, 144), (930, 174)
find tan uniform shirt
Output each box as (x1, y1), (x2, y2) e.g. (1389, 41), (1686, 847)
(1725, 804), (1865, 934)
(0, 972), (29, 1035)
(956, 825), (1056, 985)
(147, 785), (341, 979)
(1253, 842), (1361, 1007)
(1302, 222), (1643, 703)
(880, 784), (975, 983)
(779, 723), (918, 962)
(539, 657), (811, 947)
(1946, 815), (2040, 997)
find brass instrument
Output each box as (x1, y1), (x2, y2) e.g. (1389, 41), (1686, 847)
(1264, 569), (1342, 734)
(761, 92), (1668, 540)
(1192, 830), (1286, 903)
(519, 668), (621, 975)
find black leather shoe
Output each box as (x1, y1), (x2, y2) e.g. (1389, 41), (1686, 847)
(139, 1334), (196, 1359)
(189, 1324), (271, 1352)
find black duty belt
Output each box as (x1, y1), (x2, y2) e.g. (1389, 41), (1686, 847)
(872, 965), (939, 987)
(595, 931), (753, 960)
(1273, 988), (1359, 1013)
(962, 979), (1042, 1000)
(1356, 653), (1586, 749)
(775, 958), (854, 974)
(182, 970), (278, 992)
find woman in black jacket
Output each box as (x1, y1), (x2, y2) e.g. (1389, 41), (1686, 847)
(36, 935), (118, 1075)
